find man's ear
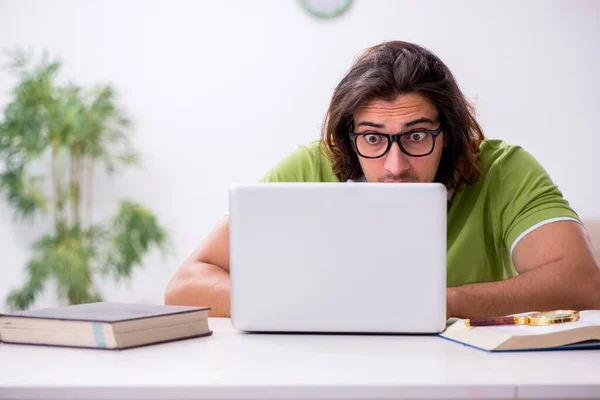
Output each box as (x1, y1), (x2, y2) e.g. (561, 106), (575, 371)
(348, 120), (357, 150)
(443, 133), (450, 148)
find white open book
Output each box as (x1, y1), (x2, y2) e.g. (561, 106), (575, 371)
(438, 310), (600, 352)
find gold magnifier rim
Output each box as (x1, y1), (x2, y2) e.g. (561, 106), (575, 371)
(527, 310), (580, 326)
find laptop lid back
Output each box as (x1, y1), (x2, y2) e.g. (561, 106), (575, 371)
(229, 182), (447, 333)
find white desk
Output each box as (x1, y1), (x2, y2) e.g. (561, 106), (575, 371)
(1, 317), (599, 400)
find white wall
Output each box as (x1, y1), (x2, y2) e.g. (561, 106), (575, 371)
(0, 0), (598, 312)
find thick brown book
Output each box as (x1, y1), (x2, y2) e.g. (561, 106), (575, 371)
(0, 302), (212, 350)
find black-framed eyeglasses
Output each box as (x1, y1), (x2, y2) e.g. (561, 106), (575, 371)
(349, 125), (443, 158)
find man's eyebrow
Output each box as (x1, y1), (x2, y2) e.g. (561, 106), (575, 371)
(355, 117), (436, 130)
(403, 117), (435, 128)
(356, 121), (385, 129)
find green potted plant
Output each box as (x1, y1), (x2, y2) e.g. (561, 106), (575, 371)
(0, 49), (169, 310)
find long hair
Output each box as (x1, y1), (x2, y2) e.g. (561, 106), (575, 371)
(320, 41), (484, 191)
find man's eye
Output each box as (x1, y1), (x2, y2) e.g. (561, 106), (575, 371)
(365, 134), (382, 144)
(408, 132), (426, 141)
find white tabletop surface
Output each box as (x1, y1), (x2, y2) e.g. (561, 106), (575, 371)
(1, 317), (599, 400)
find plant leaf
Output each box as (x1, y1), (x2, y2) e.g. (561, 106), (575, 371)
(0, 50), (60, 166)
(103, 200), (168, 280)
(75, 84), (139, 176)
(5, 227), (107, 310)
(50, 227), (99, 305)
(5, 257), (51, 311)
(0, 167), (48, 221)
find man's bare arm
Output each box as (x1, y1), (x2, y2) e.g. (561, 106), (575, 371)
(447, 220), (600, 318)
(164, 216), (231, 317)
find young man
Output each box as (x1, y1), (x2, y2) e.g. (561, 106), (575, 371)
(165, 41), (600, 318)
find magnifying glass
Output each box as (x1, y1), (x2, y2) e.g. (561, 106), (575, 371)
(464, 310), (579, 327)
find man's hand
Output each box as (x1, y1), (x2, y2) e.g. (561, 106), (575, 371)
(446, 288), (457, 319)
(447, 220), (600, 319)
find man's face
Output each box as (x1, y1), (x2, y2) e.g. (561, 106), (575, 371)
(352, 93), (445, 183)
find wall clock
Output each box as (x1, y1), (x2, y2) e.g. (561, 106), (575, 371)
(299, 0), (353, 19)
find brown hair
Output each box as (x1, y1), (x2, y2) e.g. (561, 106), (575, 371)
(320, 41), (484, 191)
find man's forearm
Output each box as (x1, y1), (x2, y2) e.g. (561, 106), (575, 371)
(165, 262), (231, 317)
(448, 258), (600, 319)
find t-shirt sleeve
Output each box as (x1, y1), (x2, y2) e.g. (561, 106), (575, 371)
(224, 144), (323, 215)
(259, 143), (322, 183)
(495, 146), (581, 257)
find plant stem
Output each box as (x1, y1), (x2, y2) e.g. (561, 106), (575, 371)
(85, 156), (94, 229)
(52, 147), (67, 236)
(51, 148), (59, 230)
(70, 144), (81, 228)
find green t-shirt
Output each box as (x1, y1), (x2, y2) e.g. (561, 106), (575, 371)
(259, 139), (580, 287)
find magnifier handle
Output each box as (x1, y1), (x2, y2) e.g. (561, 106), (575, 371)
(464, 315), (524, 327)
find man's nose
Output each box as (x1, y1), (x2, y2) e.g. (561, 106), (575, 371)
(384, 142), (411, 176)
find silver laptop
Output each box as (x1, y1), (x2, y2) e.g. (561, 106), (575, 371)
(229, 182), (447, 334)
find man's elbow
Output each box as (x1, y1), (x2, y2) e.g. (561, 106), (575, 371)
(589, 273), (600, 309)
(164, 270), (189, 305)
(164, 285), (179, 305)
(579, 265), (600, 310)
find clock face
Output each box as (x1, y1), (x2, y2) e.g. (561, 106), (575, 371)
(299, 0), (353, 19)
